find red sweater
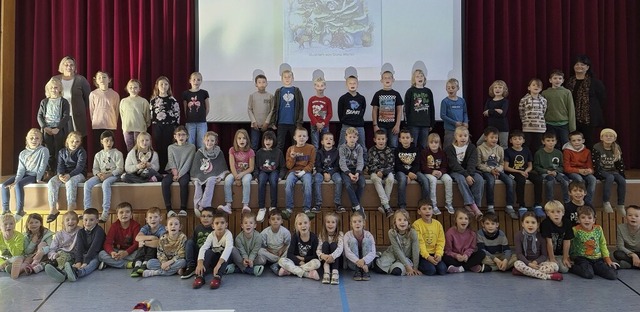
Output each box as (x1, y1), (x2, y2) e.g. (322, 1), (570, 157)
(307, 95), (332, 126)
(103, 219), (141, 255)
(562, 144), (593, 174)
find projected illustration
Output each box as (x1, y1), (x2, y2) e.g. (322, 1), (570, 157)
(284, 0), (381, 68)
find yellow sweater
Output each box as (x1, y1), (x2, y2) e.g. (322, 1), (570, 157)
(412, 218), (445, 259)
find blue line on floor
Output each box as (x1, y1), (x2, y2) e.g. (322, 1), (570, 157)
(339, 275), (350, 312)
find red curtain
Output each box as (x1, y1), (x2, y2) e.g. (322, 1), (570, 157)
(464, 0), (640, 168)
(14, 0), (196, 157)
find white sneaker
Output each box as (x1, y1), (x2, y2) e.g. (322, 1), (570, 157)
(178, 210), (188, 217)
(603, 202), (613, 213)
(167, 210), (178, 218)
(257, 208), (267, 222)
(218, 203), (232, 214)
(268, 206), (277, 212)
(617, 205), (626, 216)
(242, 205), (251, 214)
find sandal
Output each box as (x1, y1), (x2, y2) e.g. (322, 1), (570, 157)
(46, 211), (60, 223)
(322, 272), (330, 284)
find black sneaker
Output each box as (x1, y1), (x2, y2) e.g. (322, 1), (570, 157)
(304, 209), (315, 220)
(335, 205), (346, 213)
(98, 261), (106, 271)
(353, 270), (362, 281)
(361, 271), (370, 281)
(181, 267), (196, 279)
(384, 207), (394, 218)
(281, 209), (293, 220)
(311, 205), (321, 213)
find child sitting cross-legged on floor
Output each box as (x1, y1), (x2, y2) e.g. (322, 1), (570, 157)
(141, 216), (187, 277)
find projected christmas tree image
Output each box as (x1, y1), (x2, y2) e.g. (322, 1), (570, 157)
(288, 0), (374, 49)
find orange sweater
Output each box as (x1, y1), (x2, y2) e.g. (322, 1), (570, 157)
(562, 143), (593, 174)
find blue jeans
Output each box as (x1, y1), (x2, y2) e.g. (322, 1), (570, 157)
(285, 171), (312, 210)
(340, 172), (365, 207)
(48, 174), (86, 209)
(313, 172), (342, 206)
(258, 171), (279, 208)
(224, 173), (252, 205)
(76, 258), (99, 278)
(566, 173), (597, 205)
(185, 239), (197, 268)
(83, 175), (119, 211)
(409, 126), (429, 150)
(600, 171), (626, 205)
(250, 128), (263, 151)
(546, 124), (569, 150)
(481, 171), (514, 206)
(98, 249), (138, 269)
(450, 172), (484, 206)
(186, 122), (207, 149)
(146, 258), (186, 276)
(396, 171), (430, 208)
(541, 173), (570, 203)
(1, 175), (36, 214)
(379, 127), (399, 149)
(310, 125), (330, 150)
(418, 255), (447, 275)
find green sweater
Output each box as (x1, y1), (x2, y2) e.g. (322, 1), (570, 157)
(541, 86), (576, 131)
(570, 224), (610, 261)
(534, 148), (564, 175)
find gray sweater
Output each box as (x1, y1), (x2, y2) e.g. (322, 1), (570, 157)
(190, 146), (229, 183)
(166, 143), (196, 177)
(15, 145), (49, 183)
(338, 143), (364, 174)
(235, 230), (263, 261)
(616, 224), (640, 255)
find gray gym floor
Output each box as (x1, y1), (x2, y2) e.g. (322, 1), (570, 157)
(1, 267), (639, 311)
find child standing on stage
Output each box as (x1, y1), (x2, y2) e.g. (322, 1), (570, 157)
(444, 126), (484, 219)
(592, 128), (626, 215)
(372, 70), (404, 149)
(518, 78), (547, 153)
(270, 69), (304, 151)
(443, 209), (486, 273)
(219, 129), (255, 215)
(37, 77), (70, 174)
(162, 126), (195, 217)
(377, 209), (421, 276)
(404, 69), (435, 150)
(120, 79), (151, 151)
(2, 129), (49, 220)
(255, 130), (285, 222)
(46, 131), (87, 223)
(191, 131), (229, 216)
(421, 133), (454, 214)
(83, 130), (124, 222)
(368, 130), (395, 217)
(512, 212), (563, 281)
(316, 212), (344, 284)
(344, 212), (376, 281)
(277, 213), (321, 280)
(412, 200), (446, 275)
(477, 80), (510, 148)
(150, 76), (181, 171)
(440, 78), (468, 148)
(89, 71), (120, 152)
(122, 132), (163, 184)
(182, 72), (210, 149)
(308, 76), (332, 149)
(248, 74), (274, 151)
(141, 216), (187, 277)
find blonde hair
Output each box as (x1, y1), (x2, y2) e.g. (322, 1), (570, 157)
(544, 200), (565, 214)
(65, 131), (82, 149)
(45, 77), (63, 98)
(232, 129), (250, 152)
(489, 80), (508, 98)
(319, 212), (341, 242)
(58, 56), (76, 74)
(152, 76), (172, 98)
(204, 131), (219, 144)
(600, 128), (622, 161)
(427, 133), (442, 149)
(25, 128), (43, 148)
(135, 132), (154, 152)
(453, 209), (470, 228)
(126, 79), (141, 93)
(63, 211), (79, 222)
(446, 78), (459, 89)
(281, 70), (294, 79)
(146, 207), (161, 216)
(392, 209), (411, 232)
(453, 126), (469, 145)
(190, 72), (203, 80)
(314, 76), (326, 85)
(411, 69), (425, 87)
(0, 214), (16, 229)
(345, 127), (359, 137)
(294, 213), (310, 233)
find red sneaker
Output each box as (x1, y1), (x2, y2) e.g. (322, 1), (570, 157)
(549, 272), (563, 281)
(210, 275), (222, 289)
(192, 275), (205, 289)
(511, 268), (524, 276)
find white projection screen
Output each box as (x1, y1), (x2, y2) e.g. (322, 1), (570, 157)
(197, 0), (463, 122)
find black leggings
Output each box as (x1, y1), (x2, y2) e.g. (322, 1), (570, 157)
(321, 241), (341, 271)
(134, 246), (157, 263)
(513, 172), (543, 207)
(162, 173), (190, 211)
(442, 251), (484, 270)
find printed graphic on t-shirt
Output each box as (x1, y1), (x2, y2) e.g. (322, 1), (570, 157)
(512, 154), (526, 170)
(346, 100), (362, 115)
(199, 158), (213, 174)
(283, 92), (294, 108)
(100, 155), (116, 172)
(426, 155), (441, 170)
(551, 157), (560, 170)
(298, 241), (312, 257)
(487, 154), (499, 168)
(378, 95), (397, 123)
(187, 96), (202, 112)
(261, 159), (276, 171)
